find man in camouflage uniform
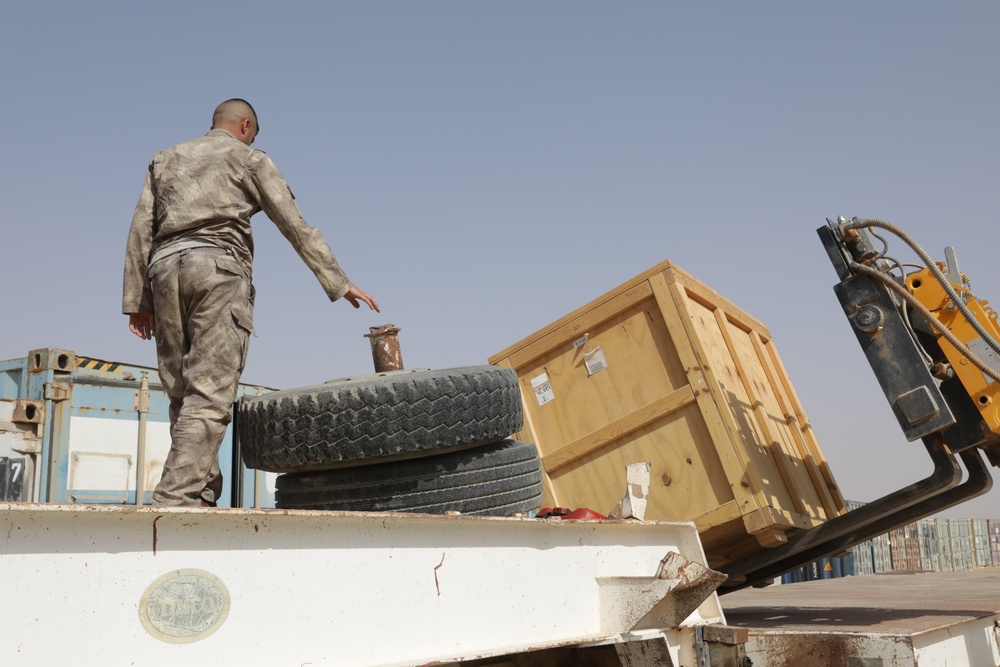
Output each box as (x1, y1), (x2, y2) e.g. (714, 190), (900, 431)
(123, 99), (379, 507)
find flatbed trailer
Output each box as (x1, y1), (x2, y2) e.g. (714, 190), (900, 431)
(7, 499), (1000, 666)
(7, 217), (1000, 666)
(0, 502), (731, 667)
(723, 569), (1000, 666)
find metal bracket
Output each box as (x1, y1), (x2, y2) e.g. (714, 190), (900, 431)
(832, 269), (956, 440)
(598, 551), (727, 633)
(695, 625), (751, 667)
(28, 348), (75, 373)
(12, 399), (44, 424)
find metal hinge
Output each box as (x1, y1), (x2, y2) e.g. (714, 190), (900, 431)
(44, 382), (71, 402)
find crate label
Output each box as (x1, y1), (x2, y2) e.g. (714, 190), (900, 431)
(572, 333), (589, 348)
(530, 373), (555, 406)
(584, 347), (608, 376)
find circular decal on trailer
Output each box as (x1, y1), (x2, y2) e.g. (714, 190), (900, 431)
(139, 569), (230, 643)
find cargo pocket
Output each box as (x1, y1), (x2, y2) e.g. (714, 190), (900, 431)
(217, 255), (255, 372)
(215, 255), (247, 279)
(231, 306), (254, 373)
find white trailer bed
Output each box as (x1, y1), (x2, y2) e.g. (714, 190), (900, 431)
(0, 503), (726, 666)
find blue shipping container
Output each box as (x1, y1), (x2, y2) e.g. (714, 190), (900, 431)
(0, 347), (275, 507)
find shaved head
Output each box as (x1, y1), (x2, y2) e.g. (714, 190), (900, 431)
(211, 98), (260, 146)
(212, 98), (258, 131)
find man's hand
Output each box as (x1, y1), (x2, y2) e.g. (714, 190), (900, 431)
(343, 285), (380, 312)
(129, 312), (155, 340)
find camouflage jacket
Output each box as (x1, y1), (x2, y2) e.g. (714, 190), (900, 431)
(122, 128), (351, 313)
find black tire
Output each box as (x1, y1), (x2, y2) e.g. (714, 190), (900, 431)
(238, 366), (523, 472)
(275, 439), (544, 516)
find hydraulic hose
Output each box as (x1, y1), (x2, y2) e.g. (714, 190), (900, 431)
(850, 260), (1000, 383)
(845, 218), (1000, 359)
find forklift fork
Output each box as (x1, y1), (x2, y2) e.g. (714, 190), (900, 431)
(720, 444), (991, 591)
(718, 221), (1000, 592)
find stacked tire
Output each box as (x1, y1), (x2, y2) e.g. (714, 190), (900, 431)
(237, 366), (543, 517)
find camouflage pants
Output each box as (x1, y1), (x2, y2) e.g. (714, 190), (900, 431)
(149, 247), (254, 506)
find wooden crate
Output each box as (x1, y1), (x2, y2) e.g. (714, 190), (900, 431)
(489, 260), (845, 569)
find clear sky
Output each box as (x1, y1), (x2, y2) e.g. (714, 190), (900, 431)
(2, 2), (999, 518)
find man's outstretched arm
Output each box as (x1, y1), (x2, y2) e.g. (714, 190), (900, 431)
(343, 285), (380, 312)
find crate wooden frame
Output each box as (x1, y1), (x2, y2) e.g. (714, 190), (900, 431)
(490, 260), (845, 568)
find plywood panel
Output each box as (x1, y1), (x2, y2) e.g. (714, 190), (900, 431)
(760, 339), (847, 515)
(516, 297), (688, 455)
(650, 272), (764, 517)
(547, 406), (735, 521)
(666, 283), (776, 514)
(542, 386), (696, 473)
(748, 333), (841, 519)
(720, 313), (827, 518)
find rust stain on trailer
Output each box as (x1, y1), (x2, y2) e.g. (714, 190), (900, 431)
(152, 515), (161, 555)
(434, 553), (445, 596)
(145, 460), (163, 491)
(752, 633), (902, 667)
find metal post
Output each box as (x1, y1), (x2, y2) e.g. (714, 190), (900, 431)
(134, 372), (150, 506)
(364, 324), (404, 373)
